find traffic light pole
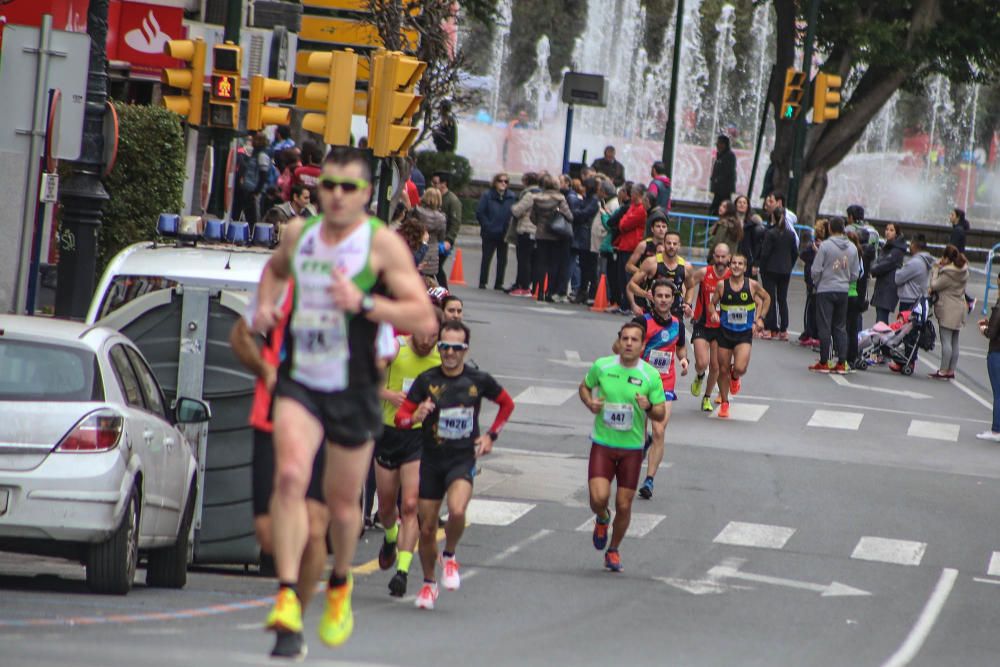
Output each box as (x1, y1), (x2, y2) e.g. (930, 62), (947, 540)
(787, 0), (821, 211)
(206, 0), (243, 219)
(748, 64), (777, 201)
(661, 0), (684, 177)
(375, 159), (392, 223)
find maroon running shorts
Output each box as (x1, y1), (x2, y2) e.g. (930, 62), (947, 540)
(587, 443), (644, 490)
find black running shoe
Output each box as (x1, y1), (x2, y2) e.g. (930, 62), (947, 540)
(271, 630), (307, 661)
(378, 538), (397, 570)
(388, 570), (408, 597)
(638, 476), (654, 500)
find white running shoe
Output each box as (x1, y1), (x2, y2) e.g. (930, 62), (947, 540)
(415, 582), (439, 610)
(441, 556), (461, 590)
(976, 431), (1000, 442)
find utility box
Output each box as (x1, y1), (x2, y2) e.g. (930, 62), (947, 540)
(561, 72), (607, 107)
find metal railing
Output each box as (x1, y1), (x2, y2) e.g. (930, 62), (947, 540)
(981, 242), (1000, 315)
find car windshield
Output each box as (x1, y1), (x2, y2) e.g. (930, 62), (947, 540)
(0, 338), (103, 402)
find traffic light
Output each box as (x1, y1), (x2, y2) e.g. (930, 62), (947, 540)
(209, 42), (242, 129)
(247, 75), (293, 131)
(301, 49), (359, 146)
(780, 68), (807, 121)
(813, 72), (842, 123)
(161, 39), (206, 126)
(369, 51), (426, 158)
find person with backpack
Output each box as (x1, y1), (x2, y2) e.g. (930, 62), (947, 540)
(233, 132), (273, 226)
(512, 174), (572, 302)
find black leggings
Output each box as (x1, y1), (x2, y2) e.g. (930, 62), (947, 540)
(762, 271), (791, 332)
(534, 239), (571, 298)
(514, 233), (534, 290)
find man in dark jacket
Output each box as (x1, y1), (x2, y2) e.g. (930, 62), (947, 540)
(758, 210), (800, 339)
(570, 178), (600, 303)
(592, 145), (625, 186)
(949, 208), (969, 254)
(432, 100), (457, 153)
(476, 173), (516, 290)
(432, 171), (464, 288)
(740, 214), (766, 277)
(709, 135), (737, 215)
(647, 161), (672, 212)
(870, 225), (907, 324)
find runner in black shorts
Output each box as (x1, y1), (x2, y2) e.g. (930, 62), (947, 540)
(395, 321), (515, 610)
(627, 230), (691, 348)
(685, 244), (732, 412)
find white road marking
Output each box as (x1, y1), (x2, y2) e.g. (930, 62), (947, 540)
(529, 306), (575, 316)
(708, 560), (871, 597)
(807, 409), (864, 430)
(736, 393), (990, 425)
(462, 528), (554, 583)
(916, 356), (993, 410)
(974, 577), (1000, 586)
(880, 568), (958, 667)
(713, 521), (796, 549)
(465, 498), (535, 526)
(493, 446), (574, 458)
(574, 513), (665, 538)
(547, 349), (594, 367)
(907, 420), (960, 442)
(988, 551), (1000, 576)
(851, 537), (927, 566)
(829, 373), (931, 400)
(493, 373), (581, 385)
(512, 386), (578, 405)
(710, 403), (769, 422)
(657, 556), (747, 595)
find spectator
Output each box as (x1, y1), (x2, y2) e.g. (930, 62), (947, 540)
(709, 134), (737, 215)
(277, 147), (301, 202)
(894, 234), (934, 313)
(232, 132), (272, 225)
(432, 100), (458, 152)
(590, 179), (617, 305)
(413, 188), (447, 286)
(809, 217), (859, 373)
(758, 206), (799, 340)
(431, 171), (463, 288)
(513, 173), (572, 302)
(844, 231), (868, 368)
(600, 183), (629, 312)
(592, 145), (625, 186)
(292, 140), (323, 195)
(976, 288), (1000, 441)
(737, 194), (765, 276)
(647, 161), (672, 212)
(614, 183), (648, 314)
(949, 207), (970, 254)
(870, 222), (907, 323)
(409, 156), (427, 196)
(709, 200), (743, 253)
(507, 172), (541, 296)
(640, 190), (670, 242)
(476, 172), (516, 290)
(398, 214), (430, 271)
(270, 125), (295, 156)
(570, 177), (601, 304)
(765, 191), (799, 244)
(270, 183), (317, 221)
(929, 244), (970, 379)
(798, 219), (829, 347)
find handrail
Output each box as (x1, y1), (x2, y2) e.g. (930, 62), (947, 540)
(982, 242), (1000, 315)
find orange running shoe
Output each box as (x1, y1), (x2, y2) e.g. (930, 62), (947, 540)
(592, 515), (610, 550)
(730, 377), (741, 395)
(718, 402), (731, 419)
(604, 549), (623, 572)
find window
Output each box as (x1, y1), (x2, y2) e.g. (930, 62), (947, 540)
(109, 345), (144, 409)
(97, 275), (177, 320)
(0, 339), (102, 402)
(124, 346), (167, 420)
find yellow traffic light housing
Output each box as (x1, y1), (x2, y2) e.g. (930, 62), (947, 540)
(369, 51), (426, 158)
(161, 38), (206, 126)
(780, 68), (807, 121)
(247, 75), (293, 131)
(209, 42), (242, 129)
(813, 72), (842, 123)
(301, 49), (359, 146)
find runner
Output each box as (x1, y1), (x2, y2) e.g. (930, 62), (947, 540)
(375, 309), (443, 598)
(624, 215), (669, 274)
(441, 294), (464, 322)
(627, 230), (690, 326)
(579, 322), (667, 572)
(395, 321), (515, 609)
(252, 146), (437, 651)
(230, 286), (330, 660)
(615, 279), (688, 500)
(685, 243), (732, 412)
(710, 253), (771, 419)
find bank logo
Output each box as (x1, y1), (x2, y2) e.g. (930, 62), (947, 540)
(125, 10), (173, 55)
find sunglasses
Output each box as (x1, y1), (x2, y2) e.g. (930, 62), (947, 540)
(318, 176), (369, 193)
(437, 341), (469, 352)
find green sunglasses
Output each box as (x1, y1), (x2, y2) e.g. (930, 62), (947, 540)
(318, 176), (370, 193)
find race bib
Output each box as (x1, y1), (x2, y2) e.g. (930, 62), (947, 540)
(602, 403), (634, 431)
(648, 349), (673, 371)
(727, 307), (748, 325)
(402, 377), (415, 394)
(438, 406), (474, 439)
(291, 309), (348, 361)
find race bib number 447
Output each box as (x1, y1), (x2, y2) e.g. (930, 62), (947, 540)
(602, 403), (634, 431)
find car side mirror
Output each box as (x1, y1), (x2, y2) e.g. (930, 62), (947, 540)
(175, 397), (211, 424)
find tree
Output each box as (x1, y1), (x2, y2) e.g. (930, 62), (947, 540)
(764, 0), (1000, 225)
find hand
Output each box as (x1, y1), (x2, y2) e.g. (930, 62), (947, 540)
(413, 398), (435, 423)
(474, 433), (494, 458)
(444, 240), (452, 251)
(709, 310), (720, 325)
(329, 267), (364, 313)
(752, 318), (764, 334)
(386, 390), (406, 408)
(252, 303), (281, 333)
(978, 318), (988, 327)
(586, 397), (605, 415)
(682, 302), (693, 318)
(645, 291), (654, 302)
(679, 358), (689, 376)
(262, 364), (278, 394)
(635, 393), (651, 411)
(631, 304), (644, 317)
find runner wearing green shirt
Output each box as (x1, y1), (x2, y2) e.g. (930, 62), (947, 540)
(579, 321), (666, 572)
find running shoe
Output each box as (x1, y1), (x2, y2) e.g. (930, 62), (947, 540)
(776, 332), (789, 341)
(378, 537), (397, 570)
(441, 555), (461, 591)
(415, 582), (439, 610)
(266, 587), (303, 634)
(718, 402), (730, 419)
(604, 549), (623, 572)
(730, 377), (741, 395)
(808, 362), (831, 373)
(638, 476), (654, 500)
(592, 515), (610, 550)
(317, 575), (354, 647)
(701, 396), (713, 412)
(388, 570), (408, 597)
(888, 361), (902, 373)
(270, 630), (307, 661)
(832, 362), (850, 374)
(715, 395), (723, 404)
(976, 431), (1000, 442)
(691, 373), (704, 397)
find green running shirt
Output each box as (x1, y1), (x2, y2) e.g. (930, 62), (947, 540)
(584, 355), (666, 449)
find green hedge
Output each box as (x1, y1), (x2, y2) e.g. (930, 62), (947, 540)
(98, 102), (185, 269)
(415, 151), (472, 193)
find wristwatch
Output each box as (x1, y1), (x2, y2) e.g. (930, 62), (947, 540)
(487, 430), (499, 442)
(359, 294), (375, 315)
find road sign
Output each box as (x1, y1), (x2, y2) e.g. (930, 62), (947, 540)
(561, 72), (606, 107)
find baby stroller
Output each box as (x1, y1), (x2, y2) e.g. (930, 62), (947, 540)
(856, 297), (936, 375)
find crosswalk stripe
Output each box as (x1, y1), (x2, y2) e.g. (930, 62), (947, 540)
(466, 499), (536, 526)
(512, 386), (577, 406)
(907, 420), (960, 442)
(851, 536), (927, 566)
(807, 409), (864, 430)
(711, 403), (769, 422)
(988, 551), (1000, 577)
(574, 513), (666, 538)
(713, 521), (796, 549)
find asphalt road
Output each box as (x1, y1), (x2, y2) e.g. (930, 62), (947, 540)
(3, 237), (1000, 667)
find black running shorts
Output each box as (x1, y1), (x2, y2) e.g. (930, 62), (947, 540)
(252, 428), (326, 516)
(375, 426), (423, 470)
(275, 374), (383, 447)
(418, 449), (476, 501)
(691, 322), (720, 344)
(717, 328), (754, 350)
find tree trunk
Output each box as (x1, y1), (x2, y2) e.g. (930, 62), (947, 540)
(796, 165), (829, 229)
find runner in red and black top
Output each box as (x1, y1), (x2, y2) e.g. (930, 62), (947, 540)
(395, 321), (515, 611)
(617, 279), (688, 500)
(685, 242), (732, 412)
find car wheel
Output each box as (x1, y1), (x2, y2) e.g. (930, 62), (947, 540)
(146, 482), (196, 589)
(86, 487), (139, 595)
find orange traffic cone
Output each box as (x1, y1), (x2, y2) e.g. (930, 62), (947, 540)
(536, 274), (549, 301)
(448, 248), (466, 286)
(590, 274), (610, 313)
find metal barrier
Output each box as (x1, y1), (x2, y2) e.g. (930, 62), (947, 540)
(981, 242), (1000, 314)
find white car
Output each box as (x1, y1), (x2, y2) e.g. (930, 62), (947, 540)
(0, 315), (211, 594)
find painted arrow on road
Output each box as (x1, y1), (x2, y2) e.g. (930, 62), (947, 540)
(707, 559), (871, 597)
(547, 350), (593, 368)
(829, 373), (932, 400)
